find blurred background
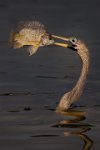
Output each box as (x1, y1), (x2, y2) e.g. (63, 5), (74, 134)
(0, 0), (100, 150)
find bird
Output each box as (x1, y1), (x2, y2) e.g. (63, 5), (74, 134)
(52, 35), (90, 111)
(10, 21), (54, 56)
(10, 21), (90, 111)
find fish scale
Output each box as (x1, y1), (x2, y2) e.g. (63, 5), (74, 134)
(10, 21), (54, 56)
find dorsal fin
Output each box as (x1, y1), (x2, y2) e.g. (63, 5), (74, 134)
(17, 21), (45, 31)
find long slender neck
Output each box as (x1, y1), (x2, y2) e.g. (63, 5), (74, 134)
(71, 49), (90, 100)
(56, 46), (90, 111)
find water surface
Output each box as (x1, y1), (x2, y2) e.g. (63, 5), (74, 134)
(0, 0), (100, 149)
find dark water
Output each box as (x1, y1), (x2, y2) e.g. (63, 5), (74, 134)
(0, 0), (100, 149)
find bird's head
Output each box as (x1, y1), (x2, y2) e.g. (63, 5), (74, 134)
(53, 35), (88, 54)
(67, 37), (88, 54)
(67, 37), (78, 51)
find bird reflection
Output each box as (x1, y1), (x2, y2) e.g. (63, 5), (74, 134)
(53, 110), (93, 150)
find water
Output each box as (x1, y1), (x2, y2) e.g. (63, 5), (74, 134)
(0, 0), (100, 149)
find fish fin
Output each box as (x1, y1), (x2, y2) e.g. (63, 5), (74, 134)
(9, 30), (16, 47)
(27, 46), (39, 56)
(18, 21), (44, 30)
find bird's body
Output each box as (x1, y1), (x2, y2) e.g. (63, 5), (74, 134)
(10, 21), (54, 56)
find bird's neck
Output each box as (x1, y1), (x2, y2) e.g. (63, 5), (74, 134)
(56, 47), (90, 111)
(71, 50), (90, 100)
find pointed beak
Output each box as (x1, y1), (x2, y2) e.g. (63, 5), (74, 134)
(52, 35), (77, 51)
(52, 35), (69, 41)
(52, 34), (70, 48)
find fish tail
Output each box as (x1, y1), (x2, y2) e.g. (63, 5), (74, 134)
(9, 30), (23, 49)
(9, 30), (16, 47)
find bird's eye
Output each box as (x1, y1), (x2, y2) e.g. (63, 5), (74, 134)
(70, 37), (77, 44)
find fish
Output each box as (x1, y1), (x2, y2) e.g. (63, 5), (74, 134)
(10, 21), (54, 56)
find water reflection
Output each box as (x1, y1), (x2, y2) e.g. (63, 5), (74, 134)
(54, 110), (93, 150)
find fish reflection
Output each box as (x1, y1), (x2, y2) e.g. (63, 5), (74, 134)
(54, 110), (93, 150)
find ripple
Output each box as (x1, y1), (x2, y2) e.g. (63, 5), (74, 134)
(52, 123), (93, 128)
(0, 91), (56, 96)
(36, 75), (71, 79)
(30, 134), (59, 137)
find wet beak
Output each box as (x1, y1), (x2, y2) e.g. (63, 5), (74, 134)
(52, 34), (70, 48)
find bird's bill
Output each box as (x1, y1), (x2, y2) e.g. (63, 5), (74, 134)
(54, 42), (69, 48)
(52, 35), (69, 41)
(52, 34), (70, 48)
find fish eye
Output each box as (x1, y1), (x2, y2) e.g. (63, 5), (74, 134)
(70, 37), (77, 44)
(49, 34), (52, 40)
